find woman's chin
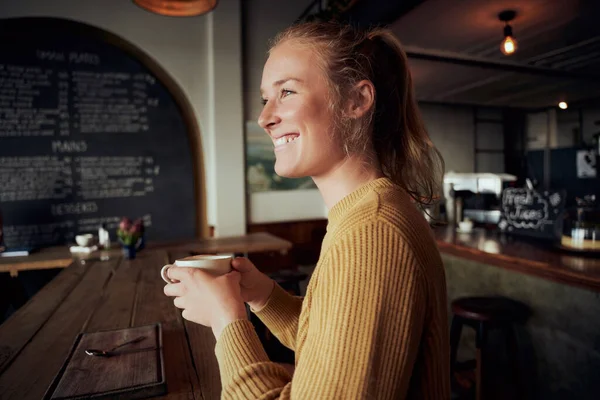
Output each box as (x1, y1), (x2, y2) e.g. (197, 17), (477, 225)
(274, 162), (303, 179)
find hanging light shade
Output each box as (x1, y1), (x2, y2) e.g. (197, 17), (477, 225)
(133, 0), (218, 17)
(498, 10), (518, 56)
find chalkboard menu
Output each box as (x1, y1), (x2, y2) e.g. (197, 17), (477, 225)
(0, 17), (200, 248)
(498, 187), (566, 240)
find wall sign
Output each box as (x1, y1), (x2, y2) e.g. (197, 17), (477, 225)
(0, 17), (202, 248)
(498, 187), (566, 240)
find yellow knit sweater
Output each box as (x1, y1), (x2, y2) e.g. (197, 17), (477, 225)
(215, 178), (450, 399)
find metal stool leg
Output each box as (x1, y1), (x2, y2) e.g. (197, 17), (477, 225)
(506, 324), (524, 399)
(449, 316), (463, 376)
(475, 322), (488, 400)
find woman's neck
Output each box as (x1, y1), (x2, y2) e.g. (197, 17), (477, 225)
(312, 155), (384, 210)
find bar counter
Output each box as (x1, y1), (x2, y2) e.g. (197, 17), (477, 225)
(436, 225), (600, 399)
(434, 226), (600, 292)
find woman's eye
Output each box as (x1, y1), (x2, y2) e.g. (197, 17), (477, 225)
(281, 89), (294, 98)
(262, 89), (293, 106)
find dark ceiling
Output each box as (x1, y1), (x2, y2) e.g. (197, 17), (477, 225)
(338, 0), (600, 109)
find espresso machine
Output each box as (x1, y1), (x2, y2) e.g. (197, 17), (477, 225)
(443, 172), (517, 225)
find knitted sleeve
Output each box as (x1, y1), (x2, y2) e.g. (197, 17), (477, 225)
(214, 222), (427, 399)
(253, 282), (303, 350)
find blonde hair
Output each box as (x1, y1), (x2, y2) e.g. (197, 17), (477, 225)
(270, 22), (444, 207)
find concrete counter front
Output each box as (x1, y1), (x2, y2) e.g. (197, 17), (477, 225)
(434, 227), (600, 399)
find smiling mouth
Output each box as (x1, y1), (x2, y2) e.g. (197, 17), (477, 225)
(273, 134), (299, 147)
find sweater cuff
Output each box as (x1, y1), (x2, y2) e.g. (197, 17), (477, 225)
(215, 319), (269, 386)
(254, 282), (302, 322)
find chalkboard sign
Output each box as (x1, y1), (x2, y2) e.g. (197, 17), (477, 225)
(0, 17), (203, 248)
(498, 187), (566, 240)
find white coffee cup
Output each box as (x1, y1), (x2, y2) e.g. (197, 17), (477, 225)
(458, 219), (473, 233)
(161, 255), (233, 284)
(75, 234), (94, 247)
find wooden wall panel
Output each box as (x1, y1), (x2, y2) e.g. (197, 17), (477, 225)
(247, 219), (327, 272)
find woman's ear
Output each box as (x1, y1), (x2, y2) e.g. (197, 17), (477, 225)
(345, 80), (375, 119)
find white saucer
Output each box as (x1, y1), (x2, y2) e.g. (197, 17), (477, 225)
(455, 227), (484, 234)
(455, 228), (473, 234)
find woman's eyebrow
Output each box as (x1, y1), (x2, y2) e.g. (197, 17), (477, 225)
(260, 78), (303, 95)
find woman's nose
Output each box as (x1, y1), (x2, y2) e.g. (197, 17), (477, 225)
(258, 101), (281, 129)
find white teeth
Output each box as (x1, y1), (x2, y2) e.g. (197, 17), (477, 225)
(274, 136), (298, 146)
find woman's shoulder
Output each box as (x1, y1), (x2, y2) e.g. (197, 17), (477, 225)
(340, 183), (424, 228)
(376, 185), (428, 226)
(334, 184), (436, 252)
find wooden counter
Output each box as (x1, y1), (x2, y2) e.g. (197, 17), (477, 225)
(434, 226), (600, 292)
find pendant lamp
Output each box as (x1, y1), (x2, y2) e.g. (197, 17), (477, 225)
(134, 0), (218, 17)
(498, 10), (518, 56)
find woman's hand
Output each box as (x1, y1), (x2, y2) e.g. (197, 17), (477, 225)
(163, 267), (247, 338)
(231, 257), (275, 311)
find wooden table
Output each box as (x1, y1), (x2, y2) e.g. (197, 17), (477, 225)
(0, 246), (77, 276)
(0, 248), (223, 400)
(0, 232), (292, 277)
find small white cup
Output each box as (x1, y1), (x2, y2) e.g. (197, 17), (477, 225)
(458, 219), (474, 233)
(75, 234), (94, 247)
(161, 255), (232, 284)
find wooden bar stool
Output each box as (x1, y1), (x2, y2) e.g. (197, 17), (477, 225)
(450, 296), (530, 400)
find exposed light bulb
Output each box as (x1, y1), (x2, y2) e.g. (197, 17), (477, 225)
(558, 102), (568, 110)
(501, 35), (517, 55)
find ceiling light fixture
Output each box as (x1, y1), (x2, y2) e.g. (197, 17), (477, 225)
(133, 0), (218, 17)
(498, 10), (518, 56)
(558, 101), (568, 110)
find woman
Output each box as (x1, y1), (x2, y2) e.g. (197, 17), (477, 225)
(164, 22), (449, 399)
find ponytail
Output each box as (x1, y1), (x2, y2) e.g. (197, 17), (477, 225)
(366, 30), (444, 206)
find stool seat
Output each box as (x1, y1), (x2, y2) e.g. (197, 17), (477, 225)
(452, 296), (530, 323)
